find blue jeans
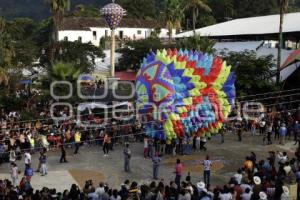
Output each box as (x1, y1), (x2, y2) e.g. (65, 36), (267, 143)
(204, 170), (210, 187)
(153, 165), (159, 179)
(124, 158), (130, 172)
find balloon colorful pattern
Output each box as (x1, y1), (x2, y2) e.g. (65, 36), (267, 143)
(136, 49), (236, 140)
(100, 2), (126, 30)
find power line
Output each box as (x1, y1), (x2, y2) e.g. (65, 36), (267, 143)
(1, 96), (299, 131)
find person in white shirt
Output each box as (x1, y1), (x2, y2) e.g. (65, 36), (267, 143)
(203, 155), (212, 187)
(219, 185), (232, 200)
(233, 169), (243, 185)
(9, 149), (16, 163)
(241, 188), (252, 200)
(24, 151), (31, 166)
(277, 151), (288, 165)
(95, 182), (105, 196)
(10, 162), (19, 187)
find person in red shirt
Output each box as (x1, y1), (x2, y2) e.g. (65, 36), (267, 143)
(175, 159), (183, 188)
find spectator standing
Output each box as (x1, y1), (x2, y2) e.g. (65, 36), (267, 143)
(294, 121), (299, 145)
(203, 155), (212, 187)
(259, 119), (266, 135)
(175, 159), (183, 188)
(110, 189), (121, 200)
(143, 136), (148, 158)
(152, 153), (161, 180)
(279, 123), (287, 145)
(10, 162), (19, 187)
(148, 138), (154, 158)
(24, 150), (31, 167)
(128, 182), (140, 200)
(40, 152), (47, 176)
(24, 164), (34, 180)
(103, 133), (111, 157)
(74, 130), (81, 154)
(236, 120), (243, 142)
(9, 149), (16, 164)
(60, 145), (67, 163)
(200, 136), (207, 151)
(123, 143), (131, 172)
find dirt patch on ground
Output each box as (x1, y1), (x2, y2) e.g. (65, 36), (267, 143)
(163, 155), (224, 173)
(69, 169), (106, 188)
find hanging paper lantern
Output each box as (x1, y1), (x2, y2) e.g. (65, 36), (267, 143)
(100, 2), (126, 30)
(136, 49), (236, 141)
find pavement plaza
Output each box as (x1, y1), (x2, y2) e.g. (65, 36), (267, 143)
(0, 133), (297, 192)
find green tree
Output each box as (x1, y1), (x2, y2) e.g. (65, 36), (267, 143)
(0, 18), (15, 86)
(50, 61), (81, 81)
(183, 0), (211, 34)
(277, 0), (289, 84)
(117, 37), (163, 71)
(41, 41), (104, 73)
(70, 4), (100, 17)
(221, 51), (278, 96)
(162, 0), (184, 44)
(46, 0), (70, 42)
(232, 0), (278, 18)
(176, 35), (215, 54)
(118, 0), (157, 19)
(208, 0), (234, 22)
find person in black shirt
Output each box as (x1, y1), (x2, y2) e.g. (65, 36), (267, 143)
(60, 145), (67, 163)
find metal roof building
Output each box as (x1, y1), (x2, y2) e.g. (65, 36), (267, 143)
(176, 12), (300, 40)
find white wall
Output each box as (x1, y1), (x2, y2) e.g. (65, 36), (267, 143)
(58, 30), (93, 43)
(58, 27), (176, 46)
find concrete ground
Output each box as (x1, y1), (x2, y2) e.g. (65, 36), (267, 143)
(0, 132), (297, 192)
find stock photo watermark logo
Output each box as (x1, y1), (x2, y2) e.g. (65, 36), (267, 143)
(50, 74), (266, 127)
(50, 74), (135, 127)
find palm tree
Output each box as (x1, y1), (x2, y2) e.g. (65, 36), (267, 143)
(46, 0), (70, 42)
(163, 0), (184, 44)
(276, 0), (289, 84)
(50, 62), (81, 81)
(184, 0), (211, 34)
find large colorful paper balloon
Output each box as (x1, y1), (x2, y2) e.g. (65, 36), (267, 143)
(136, 49), (236, 141)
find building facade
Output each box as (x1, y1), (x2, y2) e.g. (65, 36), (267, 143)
(58, 17), (175, 47)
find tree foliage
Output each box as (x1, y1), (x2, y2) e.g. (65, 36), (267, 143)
(41, 41), (104, 73)
(177, 35), (215, 54)
(70, 4), (101, 17)
(50, 62), (81, 81)
(118, 0), (157, 19)
(117, 37), (163, 71)
(221, 51), (278, 96)
(183, 0), (211, 32)
(117, 35), (216, 71)
(162, 0), (184, 43)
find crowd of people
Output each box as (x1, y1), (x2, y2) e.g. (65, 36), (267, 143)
(0, 92), (299, 199)
(1, 147), (300, 199)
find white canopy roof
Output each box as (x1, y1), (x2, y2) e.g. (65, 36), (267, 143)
(176, 12), (300, 38)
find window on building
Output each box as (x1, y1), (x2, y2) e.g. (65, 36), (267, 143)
(93, 31), (97, 40)
(137, 30), (142, 35)
(64, 36), (68, 41)
(119, 31), (124, 39)
(105, 30), (109, 37)
(78, 36), (82, 43)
